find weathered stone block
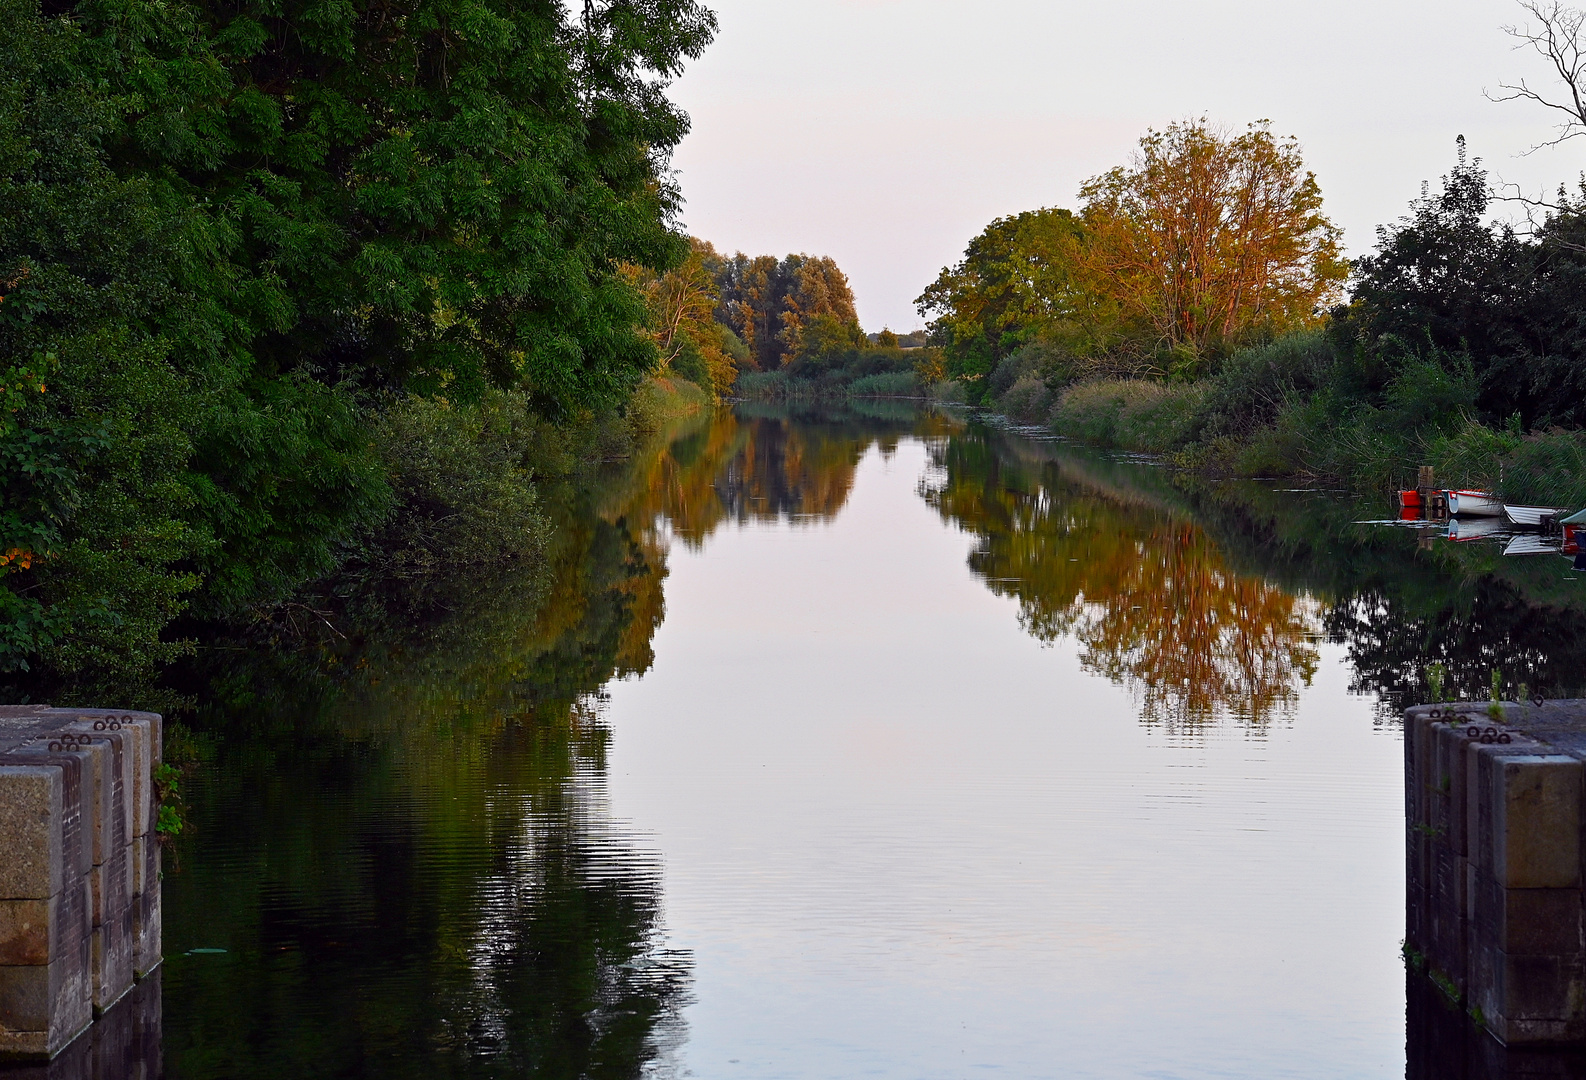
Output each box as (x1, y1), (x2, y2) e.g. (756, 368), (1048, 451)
(132, 885), (160, 979)
(1501, 951), (1586, 1021)
(1433, 723), (1467, 855)
(129, 832), (161, 978)
(86, 844), (131, 931)
(44, 730), (130, 860)
(1471, 872), (1585, 956)
(0, 879), (86, 970)
(64, 712), (159, 839)
(129, 835), (157, 900)
(88, 901), (133, 1014)
(0, 947), (92, 1058)
(0, 767), (65, 901)
(1493, 755), (1583, 890)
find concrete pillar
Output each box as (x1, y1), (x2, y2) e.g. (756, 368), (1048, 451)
(0, 707), (161, 1063)
(1406, 702), (1586, 1047)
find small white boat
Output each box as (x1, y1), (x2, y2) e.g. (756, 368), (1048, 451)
(1448, 490), (1503, 516)
(1504, 534), (1559, 556)
(1448, 516), (1508, 542)
(1503, 504), (1566, 528)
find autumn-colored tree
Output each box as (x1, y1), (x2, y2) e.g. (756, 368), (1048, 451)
(621, 239), (742, 398)
(1078, 120), (1346, 373)
(712, 252), (861, 368)
(920, 121), (1345, 390)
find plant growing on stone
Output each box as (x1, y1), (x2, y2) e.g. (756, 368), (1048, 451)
(1425, 661), (1446, 703)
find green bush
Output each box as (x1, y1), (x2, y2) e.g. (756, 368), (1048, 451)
(848, 371), (919, 397)
(1051, 379), (1204, 452)
(998, 376), (1052, 423)
(364, 391), (550, 582)
(930, 380), (970, 404)
(1195, 331), (1339, 441)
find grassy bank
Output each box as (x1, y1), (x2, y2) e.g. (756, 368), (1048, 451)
(987, 332), (1586, 512)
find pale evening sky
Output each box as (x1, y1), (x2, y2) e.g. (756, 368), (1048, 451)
(665, 0), (1584, 332)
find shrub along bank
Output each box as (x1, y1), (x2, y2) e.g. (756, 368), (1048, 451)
(735, 346), (947, 400)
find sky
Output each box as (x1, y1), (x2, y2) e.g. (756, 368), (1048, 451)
(664, 0), (1586, 332)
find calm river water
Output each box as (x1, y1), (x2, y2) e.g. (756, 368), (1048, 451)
(159, 402), (1586, 1079)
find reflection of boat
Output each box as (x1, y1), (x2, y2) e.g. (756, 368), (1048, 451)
(1562, 508), (1586, 555)
(1448, 516), (1508, 542)
(1448, 490), (1502, 516)
(1503, 534), (1559, 556)
(1504, 504), (1566, 529)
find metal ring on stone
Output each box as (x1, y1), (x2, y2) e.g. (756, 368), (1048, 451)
(1467, 726), (1482, 739)
(1430, 708), (1443, 719)
(1486, 727), (1499, 739)
(1498, 733), (1513, 744)
(48, 741), (61, 752)
(1533, 695), (1547, 707)
(1481, 733), (1496, 744)
(94, 719), (107, 730)
(108, 721), (121, 730)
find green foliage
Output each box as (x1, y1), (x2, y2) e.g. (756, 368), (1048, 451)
(152, 761), (184, 835)
(793, 313), (868, 365)
(994, 378), (1049, 423)
(1049, 379), (1205, 452)
(362, 391), (551, 584)
(1, 0), (718, 697)
(915, 208), (1089, 402)
(708, 251), (859, 370)
(191, 377), (392, 615)
(70, 0), (716, 414)
(845, 371), (918, 397)
(1193, 331), (1339, 442)
(0, 1), (212, 697)
(736, 346), (924, 400)
(1337, 142), (1586, 429)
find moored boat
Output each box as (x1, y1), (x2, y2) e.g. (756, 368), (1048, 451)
(1504, 504), (1566, 529)
(1448, 489), (1503, 517)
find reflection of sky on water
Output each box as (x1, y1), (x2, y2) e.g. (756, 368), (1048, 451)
(606, 437), (1404, 1079)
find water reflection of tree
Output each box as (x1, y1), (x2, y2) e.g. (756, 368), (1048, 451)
(607, 404), (942, 549)
(171, 403), (968, 1079)
(921, 431), (1319, 730)
(1326, 578), (1586, 706)
(172, 482), (694, 1077)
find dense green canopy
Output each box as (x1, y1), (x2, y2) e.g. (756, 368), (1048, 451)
(0, 0), (715, 699)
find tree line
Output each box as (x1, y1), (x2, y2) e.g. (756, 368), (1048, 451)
(924, 4), (1586, 503)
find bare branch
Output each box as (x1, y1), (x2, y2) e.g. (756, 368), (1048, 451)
(1487, 0), (1586, 152)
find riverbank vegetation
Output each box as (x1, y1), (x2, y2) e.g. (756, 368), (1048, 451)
(0, 0), (719, 705)
(923, 116), (1586, 512)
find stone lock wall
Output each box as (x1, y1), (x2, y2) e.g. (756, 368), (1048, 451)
(0, 707), (162, 1061)
(1405, 702), (1586, 1046)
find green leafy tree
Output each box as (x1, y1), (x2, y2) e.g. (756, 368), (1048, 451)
(1, 0), (716, 699)
(1336, 140), (1586, 429)
(75, 0), (716, 413)
(915, 208), (1091, 401)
